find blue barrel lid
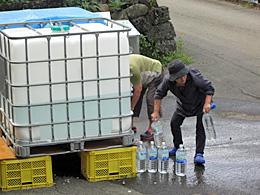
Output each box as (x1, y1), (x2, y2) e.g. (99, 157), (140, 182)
(0, 7), (105, 30)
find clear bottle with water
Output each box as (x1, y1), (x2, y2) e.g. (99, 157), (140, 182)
(151, 120), (166, 148)
(175, 144), (187, 176)
(202, 104), (217, 140)
(147, 141), (157, 173)
(158, 142), (169, 174)
(136, 141), (147, 173)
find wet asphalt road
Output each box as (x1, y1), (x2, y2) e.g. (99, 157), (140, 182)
(3, 0), (260, 194)
(131, 96), (260, 195)
(160, 0), (260, 102)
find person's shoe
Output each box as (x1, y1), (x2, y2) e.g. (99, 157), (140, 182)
(132, 126), (137, 133)
(140, 129), (154, 140)
(169, 147), (177, 156)
(194, 153), (205, 164)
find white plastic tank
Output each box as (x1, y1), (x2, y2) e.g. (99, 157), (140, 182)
(0, 23), (131, 141)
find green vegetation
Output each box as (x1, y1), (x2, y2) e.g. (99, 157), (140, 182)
(140, 33), (194, 67)
(245, 2), (254, 8)
(173, 34), (195, 65)
(66, 0), (102, 12)
(150, 0), (157, 7)
(108, 0), (128, 11)
(139, 35), (155, 58)
(0, 0), (32, 2)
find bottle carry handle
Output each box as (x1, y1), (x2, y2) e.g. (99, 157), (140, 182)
(203, 104), (216, 116)
(210, 104), (216, 110)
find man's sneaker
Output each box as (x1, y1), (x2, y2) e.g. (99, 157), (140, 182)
(140, 129), (154, 140)
(194, 153), (205, 164)
(132, 126), (137, 133)
(169, 147), (177, 156)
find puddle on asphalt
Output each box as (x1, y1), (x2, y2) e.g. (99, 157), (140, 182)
(221, 111), (260, 121)
(134, 158), (206, 187)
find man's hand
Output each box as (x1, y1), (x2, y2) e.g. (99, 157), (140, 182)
(151, 99), (162, 121)
(203, 103), (211, 114)
(151, 112), (159, 122)
(203, 95), (213, 113)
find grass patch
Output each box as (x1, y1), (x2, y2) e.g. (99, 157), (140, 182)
(245, 2), (254, 8)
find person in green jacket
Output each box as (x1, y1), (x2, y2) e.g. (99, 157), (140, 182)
(130, 54), (164, 140)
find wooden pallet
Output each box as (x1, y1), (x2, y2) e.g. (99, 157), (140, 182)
(0, 137), (16, 161)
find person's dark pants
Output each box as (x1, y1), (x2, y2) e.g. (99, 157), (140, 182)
(170, 112), (205, 154)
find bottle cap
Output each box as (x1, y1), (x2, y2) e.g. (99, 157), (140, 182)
(150, 141), (154, 145)
(51, 25), (70, 32)
(179, 144), (183, 148)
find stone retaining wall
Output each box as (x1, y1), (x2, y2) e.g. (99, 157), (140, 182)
(106, 0), (176, 57)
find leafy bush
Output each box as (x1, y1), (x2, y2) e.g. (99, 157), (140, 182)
(108, 0), (128, 11)
(66, 0), (102, 12)
(0, 0), (33, 3)
(245, 2), (254, 8)
(140, 33), (194, 67)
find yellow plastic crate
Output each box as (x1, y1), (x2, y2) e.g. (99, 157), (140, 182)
(0, 156), (53, 191)
(81, 146), (137, 182)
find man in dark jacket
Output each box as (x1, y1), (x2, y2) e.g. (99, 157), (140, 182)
(151, 59), (215, 164)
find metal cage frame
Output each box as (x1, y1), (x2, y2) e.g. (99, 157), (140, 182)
(0, 17), (134, 158)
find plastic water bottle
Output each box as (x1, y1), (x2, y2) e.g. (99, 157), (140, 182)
(158, 142), (169, 174)
(202, 104), (217, 140)
(151, 120), (162, 134)
(151, 120), (166, 148)
(147, 141), (157, 173)
(203, 113), (216, 140)
(175, 144), (187, 176)
(136, 141), (147, 173)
